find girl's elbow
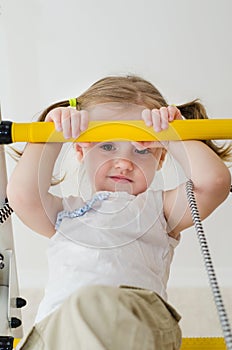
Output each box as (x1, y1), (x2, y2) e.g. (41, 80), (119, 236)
(6, 182), (17, 207)
(211, 169), (231, 201)
(7, 183), (25, 212)
(7, 182), (38, 212)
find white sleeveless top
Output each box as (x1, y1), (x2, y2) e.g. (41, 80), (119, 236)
(35, 189), (180, 324)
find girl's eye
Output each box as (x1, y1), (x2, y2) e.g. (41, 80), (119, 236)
(135, 148), (150, 154)
(100, 143), (116, 151)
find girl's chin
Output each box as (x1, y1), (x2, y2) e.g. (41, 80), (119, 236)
(94, 183), (148, 195)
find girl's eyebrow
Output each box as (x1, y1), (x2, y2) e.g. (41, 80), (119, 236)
(98, 141), (114, 145)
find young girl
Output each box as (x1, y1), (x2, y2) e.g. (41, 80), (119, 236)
(7, 75), (231, 350)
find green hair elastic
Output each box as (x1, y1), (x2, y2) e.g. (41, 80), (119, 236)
(69, 98), (77, 107)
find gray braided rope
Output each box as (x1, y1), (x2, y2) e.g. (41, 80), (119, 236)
(186, 179), (232, 349)
(0, 198), (13, 224)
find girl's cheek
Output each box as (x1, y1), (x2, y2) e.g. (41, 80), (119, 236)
(134, 154), (154, 164)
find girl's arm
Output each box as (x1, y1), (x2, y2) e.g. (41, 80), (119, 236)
(7, 143), (63, 237)
(163, 140), (231, 238)
(7, 107), (89, 237)
(139, 106), (231, 238)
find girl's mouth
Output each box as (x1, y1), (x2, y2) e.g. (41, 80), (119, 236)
(109, 176), (133, 183)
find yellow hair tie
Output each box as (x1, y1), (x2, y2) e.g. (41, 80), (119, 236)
(69, 98), (77, 107)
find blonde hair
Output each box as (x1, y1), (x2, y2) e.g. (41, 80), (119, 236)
(37, 75), (232, 163)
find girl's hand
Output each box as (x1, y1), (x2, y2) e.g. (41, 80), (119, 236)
(142, 105), (182, 132)
(45, 107), (90, 147)
(132, 105), (182, 150)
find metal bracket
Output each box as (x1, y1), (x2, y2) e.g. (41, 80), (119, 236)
(0, 108), (26, 342)
(0, 249), (24, 339)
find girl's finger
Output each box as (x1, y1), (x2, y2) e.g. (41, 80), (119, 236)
(61, 109), (72, 139)
(131, 141), (147, 150)
(159, 107), (169, 130)
(132, 141), (166, 151)
(167, 105), (182, 121)
(45, 108), (62, 132)
(167, 105), (175, 121)
(70, 110), (81, 139)
(141, 109), (152, 126)
(80, 110), (89, 131)
(151, 109), (161, 132)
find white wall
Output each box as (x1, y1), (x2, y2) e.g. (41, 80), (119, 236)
(0, 0), (231, 289)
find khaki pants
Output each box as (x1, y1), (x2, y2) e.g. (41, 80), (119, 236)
(18, 285), (182, 350)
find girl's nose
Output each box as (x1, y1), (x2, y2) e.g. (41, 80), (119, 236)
(114, 158), (134, 171)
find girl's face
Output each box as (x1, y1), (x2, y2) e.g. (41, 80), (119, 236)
(76, 103), (164, 195)
(83, 141), (163, 195)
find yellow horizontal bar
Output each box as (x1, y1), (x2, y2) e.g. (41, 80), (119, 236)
(180, 337), (226, 350)
(13, 337), (226, 349)
(11, 119), (232, 142)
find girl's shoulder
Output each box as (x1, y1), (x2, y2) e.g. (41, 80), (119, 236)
(61, 195), (85, 211)
(142, 188), (164, 206)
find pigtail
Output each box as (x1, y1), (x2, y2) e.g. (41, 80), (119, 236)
(177, 99), (232, 163)
(177, 99), (208, 121)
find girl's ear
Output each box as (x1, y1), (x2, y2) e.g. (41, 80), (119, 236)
(74, 143), (84, 162)
(157, 149), (167, 170)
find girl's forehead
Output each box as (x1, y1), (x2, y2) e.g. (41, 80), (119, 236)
(86, 102), (147, 121)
